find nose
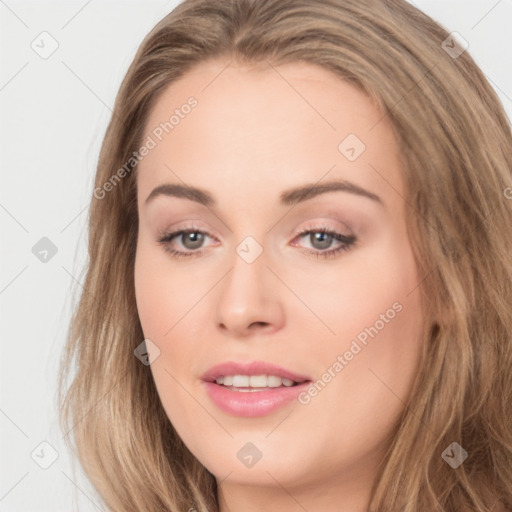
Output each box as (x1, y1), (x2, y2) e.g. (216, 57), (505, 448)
(214, 243), (285, 338)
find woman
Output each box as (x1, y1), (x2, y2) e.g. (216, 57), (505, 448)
(58, 0), (512, 510)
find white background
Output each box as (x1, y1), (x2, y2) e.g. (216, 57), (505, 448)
(1, 1), (511, 510)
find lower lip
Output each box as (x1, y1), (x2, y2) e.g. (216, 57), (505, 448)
(203, 381), (311, 417)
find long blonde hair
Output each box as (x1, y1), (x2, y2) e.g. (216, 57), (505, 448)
(58, 0), (512, 510)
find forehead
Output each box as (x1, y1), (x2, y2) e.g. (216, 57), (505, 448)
(137, 58), (402, 209)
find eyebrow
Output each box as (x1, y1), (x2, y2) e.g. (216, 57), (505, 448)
(144, 179), (383, 207)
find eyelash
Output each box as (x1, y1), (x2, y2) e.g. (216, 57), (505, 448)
(157, 224), (357, 260)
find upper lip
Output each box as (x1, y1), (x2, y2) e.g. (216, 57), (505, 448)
(201, 361), (312, 383)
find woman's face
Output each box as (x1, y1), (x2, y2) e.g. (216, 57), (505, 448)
(134, 58), (425, 505)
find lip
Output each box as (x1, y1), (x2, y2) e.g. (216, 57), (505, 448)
(201, 360), (311, 383)
(203, 381), (311, 417)
(201, 361), (312, 417)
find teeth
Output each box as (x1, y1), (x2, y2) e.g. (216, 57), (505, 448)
(214, 374), (298, 388)
(249, 375), (267, 387)
(233, 375), (249, 387)
(267, 375), (282, 387)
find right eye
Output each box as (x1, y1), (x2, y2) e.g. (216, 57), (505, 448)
(158, 227), (216, 258)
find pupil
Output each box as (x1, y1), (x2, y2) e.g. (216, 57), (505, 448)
(183, 232), (204, 249)
(311, 232), (332, 250)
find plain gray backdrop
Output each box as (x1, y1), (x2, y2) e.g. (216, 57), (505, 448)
(1, 1), (511, 510)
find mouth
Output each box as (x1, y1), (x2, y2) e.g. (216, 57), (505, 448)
(212, 374), (308, 392)
(201, 360), (311, 388)
(201, 361), (312, 416)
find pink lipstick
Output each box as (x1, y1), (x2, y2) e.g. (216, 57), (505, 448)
(201, 361), (312, 417)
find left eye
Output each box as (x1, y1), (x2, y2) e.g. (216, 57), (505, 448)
(173, 231), (207, 250)
(292, 228), (357, 257)
(158, 227), (356, 259)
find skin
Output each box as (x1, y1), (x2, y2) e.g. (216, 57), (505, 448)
(134, 58), (425, 512)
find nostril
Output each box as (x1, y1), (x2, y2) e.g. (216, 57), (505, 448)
(249, 321), (268, 329)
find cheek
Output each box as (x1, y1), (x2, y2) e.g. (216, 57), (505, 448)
(134, 240), (214, 416)
(290, 229), (424, 412)
(134, 241), (203, 339)
(134, 247), (201, 441)
(300, 294), (424, 472)
(294, 234), (424, 448)
(282, 227), (421, 346)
